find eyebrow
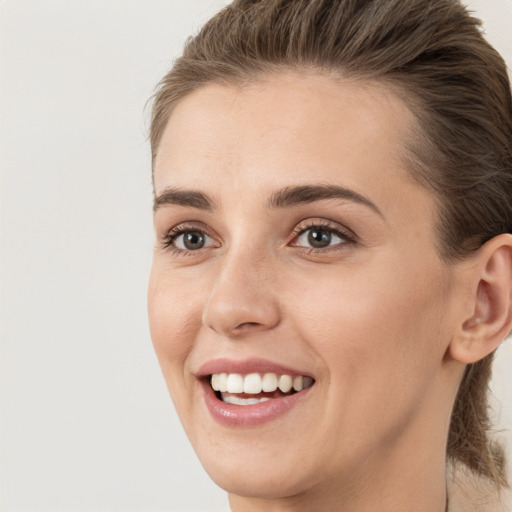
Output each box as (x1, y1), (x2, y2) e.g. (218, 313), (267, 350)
(153, 184), (383, 218)
(268, 184), (384, 218)
(153, 187), (214, 212)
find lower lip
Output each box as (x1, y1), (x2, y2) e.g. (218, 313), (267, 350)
(201, 380), (313, 427)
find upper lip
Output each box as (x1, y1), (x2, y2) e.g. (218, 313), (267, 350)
(197, 357), (314, 379)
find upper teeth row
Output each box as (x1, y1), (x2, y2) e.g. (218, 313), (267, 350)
(210, 373), (313, 394)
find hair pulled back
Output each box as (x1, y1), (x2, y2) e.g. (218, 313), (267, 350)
(150, 0), (512, 488)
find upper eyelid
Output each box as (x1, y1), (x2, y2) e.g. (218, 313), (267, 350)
(160, 222), (216, 249)
(291, 218), (357, 240)
(164, 221), (214, 237)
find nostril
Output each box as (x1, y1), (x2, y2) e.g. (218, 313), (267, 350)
(235, 321), (262, 330)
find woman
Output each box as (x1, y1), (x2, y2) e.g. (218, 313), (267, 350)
(147, 0), (512, 510)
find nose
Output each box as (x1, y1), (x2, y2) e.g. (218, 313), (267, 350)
(202, 252), (281, 337)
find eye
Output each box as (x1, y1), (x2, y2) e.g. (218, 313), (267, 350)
(162, 226), (216, 253)
(175, 231), (209, 250)
(296, 228), (343, 249)
(291, 222), (355, 251)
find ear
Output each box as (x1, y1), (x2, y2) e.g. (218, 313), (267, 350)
(449, 233), (512, 364)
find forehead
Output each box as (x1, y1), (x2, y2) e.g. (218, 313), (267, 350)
(154, 72), (416, 186)
(153, 72), (428, 217)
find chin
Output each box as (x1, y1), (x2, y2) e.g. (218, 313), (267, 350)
(204, 460), (312, 500)
(189, 432), (329, 501)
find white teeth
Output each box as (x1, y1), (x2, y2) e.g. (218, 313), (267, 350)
(210, 372), (314, 395)
(221, 394), (271, 406)
(226, 373), (244, 393)
(262, 373), (278, 392)
(211, 373), (219, 391)
(217, 373), (228, 392)
(293, 375), (303, 392)
(278, 374), (293, 393)
(243, 373), (263, 394)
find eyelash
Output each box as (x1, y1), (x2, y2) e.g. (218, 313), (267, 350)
(160, 223), (215, 256)
(160, 220), (356, 256)
(290, 220), (356, 254)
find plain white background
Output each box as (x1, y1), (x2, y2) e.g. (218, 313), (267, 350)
(1, 1), (511, 511)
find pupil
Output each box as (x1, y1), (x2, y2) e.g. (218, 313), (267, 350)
(308, 229), (331, 248)
(184, 232), (205, 250)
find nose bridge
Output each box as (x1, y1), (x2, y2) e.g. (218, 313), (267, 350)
(202, 240), (280, 336)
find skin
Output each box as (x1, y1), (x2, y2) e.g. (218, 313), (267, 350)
(148, 72), (510, 511)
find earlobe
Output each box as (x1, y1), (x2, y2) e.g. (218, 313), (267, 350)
(449, 234), (512, 365)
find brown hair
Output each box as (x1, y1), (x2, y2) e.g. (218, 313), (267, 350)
(150, 0), (512, 488)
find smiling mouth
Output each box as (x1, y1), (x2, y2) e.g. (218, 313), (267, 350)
(210, 372), (315, 406)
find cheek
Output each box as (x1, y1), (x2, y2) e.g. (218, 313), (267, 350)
(281, 263), (452, 469)
(147, 266), (202, 384)
(287, 259), (451, 409)
(316, 259), (447, 351)
(148, 268), (209, 436)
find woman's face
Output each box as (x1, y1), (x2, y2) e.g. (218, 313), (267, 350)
(148, 73), (463, 500)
